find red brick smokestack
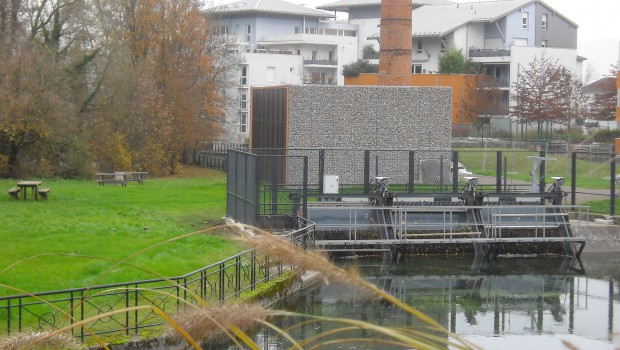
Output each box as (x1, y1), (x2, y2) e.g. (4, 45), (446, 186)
(378, 0), (413, 86)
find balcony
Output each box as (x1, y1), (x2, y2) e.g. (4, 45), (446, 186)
(469, 49), (511, 58)
(303, 58), (338, 66)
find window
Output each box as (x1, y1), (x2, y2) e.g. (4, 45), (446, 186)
(296, 49), (301, 55)
(239, 112), (248, 133)
(542, 14), (548, 30)
(305, 27), (317, 34)
(267, 67), (275, 83)
(522, 12), (529, 29)
(412, 65), (422, 74)
(417, 39), (423, 54)
(245, 24), (251, 42)
(240, 66), (248, 85)
(440, 37), (446, 53)
(541, 40), (547, 47)
(239, 91), (247, 109)
(295, 26), (302, 34)
(220, 25), (228, 35)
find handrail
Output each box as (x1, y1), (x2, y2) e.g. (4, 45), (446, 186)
(0, 218), (316, 338)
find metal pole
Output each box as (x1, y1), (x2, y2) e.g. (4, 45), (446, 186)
(364, 150), (370, 194)
(610, 147), (616, 217)
(504, 156), (508, 192)
(452, 151), (459, 193)
(496, 151), (502, 193)
(539, 150), (546, 193)
(571, 152), (577, 205)
(318, 149), (325, 195)
(303, 156), (308, 220)
(408, 151), (415, 194)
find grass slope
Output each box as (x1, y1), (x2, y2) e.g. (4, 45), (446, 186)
(0, 167), (241, 296)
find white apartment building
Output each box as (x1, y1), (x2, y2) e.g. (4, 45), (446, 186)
(320, 0), (585, 113)
(210, 0), (584, 142)
(210, 0), (358, 143)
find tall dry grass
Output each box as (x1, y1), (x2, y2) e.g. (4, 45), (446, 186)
(1, 224), (482, 350)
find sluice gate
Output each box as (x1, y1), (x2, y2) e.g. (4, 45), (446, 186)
(226, 149), (592, 259)
(308, 178), (588, 258)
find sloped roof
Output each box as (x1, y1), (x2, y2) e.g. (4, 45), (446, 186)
(583, 77), (615, 94)
(318, 0), (453, 12)
(211, 0), (334, 18)
(412, 0), (533, 37)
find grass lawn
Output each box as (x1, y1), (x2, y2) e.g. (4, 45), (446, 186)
(0, 167), (242, 296)
(455, 148), (615, 189)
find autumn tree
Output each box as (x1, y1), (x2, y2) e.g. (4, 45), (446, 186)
(587, 64), (618, 121)
(510, 55), (585, 139)
(463, 69), (505, 139)
(0, 0), (96, 178)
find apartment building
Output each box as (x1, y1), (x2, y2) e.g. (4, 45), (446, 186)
(210, 0), (584, 142)
(321, 0), (585, 112)
(210, 0), (358, 143)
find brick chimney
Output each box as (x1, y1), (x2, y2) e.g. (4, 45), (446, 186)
(378, 0), (413, 86)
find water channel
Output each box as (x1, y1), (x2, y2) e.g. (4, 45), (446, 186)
(241, 253), (620, 349)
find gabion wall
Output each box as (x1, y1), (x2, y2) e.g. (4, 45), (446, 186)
(286, 85), (452, 184)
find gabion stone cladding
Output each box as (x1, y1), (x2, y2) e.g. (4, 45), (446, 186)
(286, 85), (452, 184)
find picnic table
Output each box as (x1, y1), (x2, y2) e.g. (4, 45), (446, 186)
(96, 172), (148, 186)
(16, 181), (42, 200)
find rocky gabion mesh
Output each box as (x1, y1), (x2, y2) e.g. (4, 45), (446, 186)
(286, 85), (452, 185)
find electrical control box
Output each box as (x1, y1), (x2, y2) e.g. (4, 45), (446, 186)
(323, 175), (339, 194)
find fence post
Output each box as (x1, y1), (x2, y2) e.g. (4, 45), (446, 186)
(452, 151), (459, 193)
(364, 151), (370, 194)
(409, 151), (415, 194)
(571, 152), (577, 205)
(539, 150), (546, 193)
(496, 151), (502, 193)
(611, 147), (616, 217)
(303, 156), (308, 219)
(318, 149), (325, 195)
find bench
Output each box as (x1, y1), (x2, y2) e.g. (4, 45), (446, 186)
(96, 172), (127, 186)
(38, 188), (50, 200)
(8, 187), (20, 199)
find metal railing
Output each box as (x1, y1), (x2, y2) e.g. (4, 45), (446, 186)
(0, 218), (315, 339)
(311, 204), (590, 243)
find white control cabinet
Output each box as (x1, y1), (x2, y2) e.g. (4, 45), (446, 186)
(323, 175), (339, 194)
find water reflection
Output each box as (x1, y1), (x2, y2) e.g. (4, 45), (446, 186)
(242, 254), (620, 349)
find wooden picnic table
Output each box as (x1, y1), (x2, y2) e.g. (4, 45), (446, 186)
(17, 181), (42, 200)
(96, 171), (148, 186)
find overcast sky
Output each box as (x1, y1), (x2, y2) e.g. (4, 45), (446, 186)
(215, 0), (620, 82)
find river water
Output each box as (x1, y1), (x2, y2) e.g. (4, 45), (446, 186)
(245, 253), (620, 350)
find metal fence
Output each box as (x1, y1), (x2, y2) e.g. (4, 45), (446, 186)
(229, 147), (619, 218)
(0, 218), (315, 339)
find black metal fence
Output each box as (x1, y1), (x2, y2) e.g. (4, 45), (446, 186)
(0, 218), (315, 339)
(228, 148), (619, 218)
(191, 143), (248, 171)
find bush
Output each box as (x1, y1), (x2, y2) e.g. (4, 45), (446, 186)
(591, 129), (620, 144)
(342, 59), (378, 77)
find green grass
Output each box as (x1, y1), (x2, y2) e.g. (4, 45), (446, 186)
(0, 167), (242, 296)
(455, 148), (615, 189)
(582, 198), (620, 214)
